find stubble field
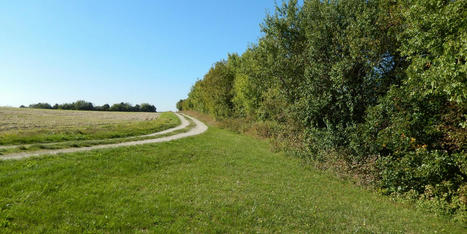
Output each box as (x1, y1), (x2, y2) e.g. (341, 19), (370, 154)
(0, 107), (179, 146)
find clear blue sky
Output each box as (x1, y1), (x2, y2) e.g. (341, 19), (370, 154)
(0, 0), (276, 111)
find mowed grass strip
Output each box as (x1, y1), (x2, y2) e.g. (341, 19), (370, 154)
(0, 127), (464, 232)
(0, 108), (180, 145)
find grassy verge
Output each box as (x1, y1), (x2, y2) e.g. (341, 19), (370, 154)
(0, 122), (464, 232)
(183, 111), (467, 223)
(0, 112), (180, 145)
(0, 115), (194, 156)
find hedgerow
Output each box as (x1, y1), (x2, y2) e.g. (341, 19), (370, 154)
(179, 0), (466, 221)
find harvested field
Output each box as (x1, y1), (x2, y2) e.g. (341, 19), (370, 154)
(0, 107), (159, 132)
(0, 108), (179, 145)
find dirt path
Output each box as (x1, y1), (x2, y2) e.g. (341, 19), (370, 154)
(0, 113), (190, 150)
(0, 113), (207, 160)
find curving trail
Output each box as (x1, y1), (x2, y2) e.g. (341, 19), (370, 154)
(0, 112), (190, 150)
(0, 113), (207, 160)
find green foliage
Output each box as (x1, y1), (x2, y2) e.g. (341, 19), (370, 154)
(379, 150), (464, 195)
(109, 102), (133, 112)
(298, 0), (406, 151)
(181, 0), (466, 218)
(95, 104), (110, 111)
(183, 56), (238, 118)
(232, 46), (270, 117)
(176, 99), (185, 111)
(140, 103), (157, 112)
(260, 0), (306, 103)
(73, 100), (94, 110)
(28, 101), (156, 112)
(399, 0), (467, 105)
(29, 102), (53, 109)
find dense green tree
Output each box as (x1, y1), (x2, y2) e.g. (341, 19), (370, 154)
(232, 45), (274, 118)
(399, 0), (466, 106)
(181, 0), (466, 217)
(29, 103), (53, 109)
(186, 56), (238, 118)
(348, 0), (467, 211)
(296, 0), (406, 151)
(73, 100), (94, 110)
(110, 102), (132, 112)
(176, 99), (185, 111)
(140, 103), (157, 112)
(95, 104), (110, 111)
(261, 0), (306, 103)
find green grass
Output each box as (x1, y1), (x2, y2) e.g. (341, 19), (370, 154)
(0, 126), (464, 232)
(0, 110), (180, 145)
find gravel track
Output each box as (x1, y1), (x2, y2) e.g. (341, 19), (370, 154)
(0, 113), (189, 150)
(0, 113), (207, 160)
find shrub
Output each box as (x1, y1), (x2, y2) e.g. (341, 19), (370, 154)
(73, 100), (94, 110)
(29, 103), (52, 109)
(140, 103), (156, 112)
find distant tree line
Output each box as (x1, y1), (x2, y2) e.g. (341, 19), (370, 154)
(179, 0), (466, 219)
(25, 100), (157, 112)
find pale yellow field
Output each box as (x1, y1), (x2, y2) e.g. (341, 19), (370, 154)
(0, 107), (159, 132)
(0, 107), (176, 145)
